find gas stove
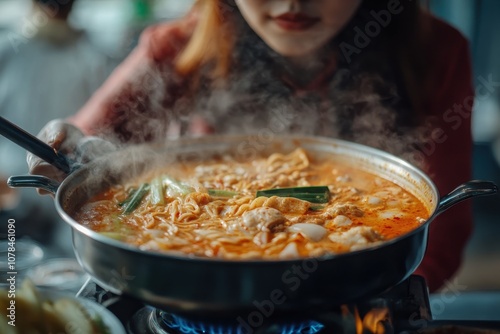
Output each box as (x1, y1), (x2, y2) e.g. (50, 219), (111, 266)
(76, 275), (500, 334)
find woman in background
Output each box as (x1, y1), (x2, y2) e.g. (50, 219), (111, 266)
(28, 0), (474, 292)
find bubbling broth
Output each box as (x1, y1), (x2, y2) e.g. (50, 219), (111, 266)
(74, 148), (430, 259)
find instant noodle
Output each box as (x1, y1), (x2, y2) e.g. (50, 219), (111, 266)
(75, 148), (429, 260)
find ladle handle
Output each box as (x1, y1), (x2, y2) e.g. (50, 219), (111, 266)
(435, 180), (498, 216)
(0, 116), (72, 174)
(7, 175), (60, 195)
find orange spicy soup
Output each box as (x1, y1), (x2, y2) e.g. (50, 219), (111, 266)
(74, 148), (430, 259)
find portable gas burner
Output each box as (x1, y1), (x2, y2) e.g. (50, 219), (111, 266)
(76, 275), (500, 334)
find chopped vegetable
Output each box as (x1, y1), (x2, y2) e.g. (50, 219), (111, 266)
(162, 175), (194, 196)
(122, 183), (149, 214)
(208, 189), (240, 198)
(150, 177), (165, 205)
(309, 205), (326, 211)
(256, 186), (331, 204)
(118, 187), (137, 207)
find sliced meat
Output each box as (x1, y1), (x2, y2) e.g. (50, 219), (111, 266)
(241, 207), (286, 233)
(262, 196), (310, 214)
(323, 203), (364, 218)
(288, 216), (325, 225)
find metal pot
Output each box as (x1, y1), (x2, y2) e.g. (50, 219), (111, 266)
(8, 135), (497, 317)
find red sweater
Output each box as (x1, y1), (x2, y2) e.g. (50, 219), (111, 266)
(71, 15), (474, 292)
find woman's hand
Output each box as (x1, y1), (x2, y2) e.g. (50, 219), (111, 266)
(27, 119), (116, 195)
(27, 120), (84, 189)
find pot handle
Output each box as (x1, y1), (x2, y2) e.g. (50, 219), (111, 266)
(7, 175), (60, 195)
(435, 180), (498, 216)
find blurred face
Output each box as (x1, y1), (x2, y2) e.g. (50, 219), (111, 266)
(235, 0), (362, 57)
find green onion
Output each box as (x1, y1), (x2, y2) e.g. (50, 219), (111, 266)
(122, 183), (150, 214)
(208, 189), (240, 198)
(162, 175), (194, 196)
(118, 188), (137, 207)
(256, 186), (331, 204)
(309, 205), (326, 211)
(150, 177), (165, 205)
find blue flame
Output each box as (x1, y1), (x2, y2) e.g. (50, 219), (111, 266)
(160, 312), (325, 334)
(279, 320), (325, 334)
(162, 313), (236, 334)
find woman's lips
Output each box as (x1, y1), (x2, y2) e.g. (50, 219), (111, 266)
(272, 12), (320, 31)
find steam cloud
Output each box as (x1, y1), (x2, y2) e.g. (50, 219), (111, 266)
(86, 15), (431, 185)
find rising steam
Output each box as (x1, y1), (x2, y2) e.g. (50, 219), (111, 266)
(81, 12), (431, 191)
